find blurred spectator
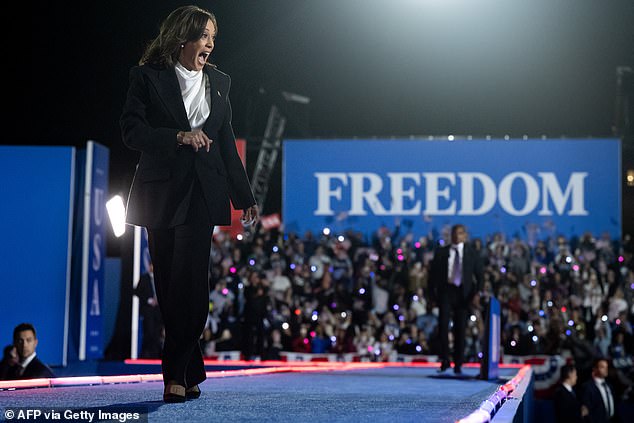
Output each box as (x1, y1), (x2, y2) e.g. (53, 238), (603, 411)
(0, 345), (18, 380)
(372, 332), (395, 362)
(133, 263), (164, 358)
(243, 272), (271, 360)
(504, 325), (532, 356)
(581, 358), (618, 423)
(594, 324), (612, 358)
(308, 245), (330, 282)
(210, 279), (235, 320)
(7, 323), (54, 379)
(331, 241), (354, 289)
(270, 265), (292, 303)
(310, 325), (330, 354)
(408, 261), (428, 294)
(292, 325), (312, 353)
(608, 287), (628, 321)
(372, 277), (389, 315)
(263, 329), (284, 360)
(553, 363), (588, 422)
(609, 331), (627, 360)
(331, 326), (356, 355)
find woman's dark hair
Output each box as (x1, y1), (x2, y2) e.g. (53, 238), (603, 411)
(140, 5), (217, 66)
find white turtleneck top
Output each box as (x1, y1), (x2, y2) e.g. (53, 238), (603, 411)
(174, 62), (211, 130)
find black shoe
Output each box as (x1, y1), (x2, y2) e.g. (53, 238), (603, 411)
(437, 362), (450, 373)
(163, 384), (186, 403)
(454, 366), (462, 375)
(186, 385), (201, 400)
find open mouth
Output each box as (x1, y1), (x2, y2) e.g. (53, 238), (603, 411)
(198, 51), (210, 65)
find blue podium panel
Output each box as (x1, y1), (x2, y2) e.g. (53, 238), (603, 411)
(481, 297), (501, 380)
(0, 146), (75, 366)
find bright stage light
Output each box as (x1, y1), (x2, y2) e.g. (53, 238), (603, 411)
(106, 195), (126, 237)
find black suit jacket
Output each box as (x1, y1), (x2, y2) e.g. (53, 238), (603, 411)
(553, 384), (583, 423)
(581, 380), (614, 423)
(430, 243), (483, 303)
(9, 356), (55, 380)
(120, 63), (256, 228)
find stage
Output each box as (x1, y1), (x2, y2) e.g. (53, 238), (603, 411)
(0, 361), (531, 422)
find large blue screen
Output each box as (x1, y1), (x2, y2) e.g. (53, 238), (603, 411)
(283, 139), (620, 241)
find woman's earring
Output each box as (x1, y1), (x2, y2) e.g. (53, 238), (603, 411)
(180, 44), (184, 48)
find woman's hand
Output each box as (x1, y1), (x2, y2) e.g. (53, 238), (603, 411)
(240, 205), (259, 227)
(177, 130), (213, 152)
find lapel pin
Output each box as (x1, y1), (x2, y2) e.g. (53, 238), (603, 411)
(217, 90), (221, 97)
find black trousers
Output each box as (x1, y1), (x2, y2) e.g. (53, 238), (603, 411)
(147, 179), (213, 387)
(438, 284), (468, 368)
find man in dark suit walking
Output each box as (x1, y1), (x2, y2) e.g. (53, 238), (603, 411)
(430, 224), (483, 374)
(7, 323), (55, 380)
(581, 358), (618, 422)
(554, 363), (587, 422)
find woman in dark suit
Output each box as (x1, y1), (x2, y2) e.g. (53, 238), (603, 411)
(120, 5), (258, 402)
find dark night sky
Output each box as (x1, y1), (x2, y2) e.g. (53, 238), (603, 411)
(30, 0), (634, 217)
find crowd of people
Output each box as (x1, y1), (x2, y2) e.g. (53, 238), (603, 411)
(191, 224), (632, 389)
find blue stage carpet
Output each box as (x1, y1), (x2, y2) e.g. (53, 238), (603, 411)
(1, 366), (519, 422)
